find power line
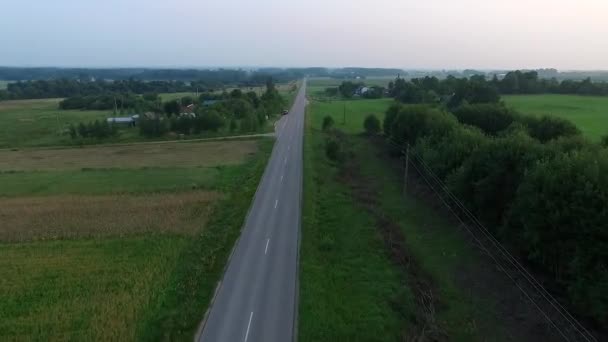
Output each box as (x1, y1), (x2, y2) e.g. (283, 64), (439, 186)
(383, 136), (596, 342)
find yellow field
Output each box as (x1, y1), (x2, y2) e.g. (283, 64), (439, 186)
(0, 191), (220, 242)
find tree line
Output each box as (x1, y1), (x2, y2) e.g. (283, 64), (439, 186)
(383, 72), (608, 107)
(137, 79), (286, 138)
(0, 71), (294, 101)
(382, 102), (608, 327)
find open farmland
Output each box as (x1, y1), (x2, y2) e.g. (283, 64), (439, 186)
(0, 138), (273, 340)
(0, 98), (110, 147)
(503, 94), (608, 140)
(0, 140), (257, 171)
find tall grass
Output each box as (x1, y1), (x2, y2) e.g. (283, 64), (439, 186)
(0, 192), (220, 242)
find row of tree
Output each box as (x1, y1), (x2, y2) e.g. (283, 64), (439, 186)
(385, 73), (608, 107)
(139, 79), (286, 138)
(493, 70), (608, 95)
(324, 81), (386, 99)
(382, 103), (607, 326)
(0, 73), (290, 101)
(68, 120), (118, 139)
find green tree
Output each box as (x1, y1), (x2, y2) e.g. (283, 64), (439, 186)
(363, 114), (381, 135)
(163, 100), (180, 117)
(322, 115), (334, 131)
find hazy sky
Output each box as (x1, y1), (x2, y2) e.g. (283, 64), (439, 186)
(1, 0), (607, 70)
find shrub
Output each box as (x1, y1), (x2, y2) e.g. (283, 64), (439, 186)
(325, 138), (341, 161)
(322, 115), (334, 131)
(447, 131), (546, 228)
(507, 149), (608, 324)
(452, 103), (516, 135)
(522, 115), (581, 142)
(139, 118), (168, 137)
(363, 114), (381, 135)
(415, 125), (487, 180)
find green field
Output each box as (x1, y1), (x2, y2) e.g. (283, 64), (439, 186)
(0, 138), (273, 340)
(300, 97), (514, 341)
(504, 94), (608, 140)
(0, 80), (11, 89)
(0, 98), (113, 147)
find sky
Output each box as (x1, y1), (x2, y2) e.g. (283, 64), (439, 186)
(1, 0), (607, 70)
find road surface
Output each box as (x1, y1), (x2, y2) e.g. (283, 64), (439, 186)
(198, 81), (306, 342)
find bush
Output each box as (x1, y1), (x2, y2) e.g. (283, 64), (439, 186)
(322, 115), (334, 131)
(388, 105), (457, 146)
(325, 138), (341, 161)
(447, 131), (546, 228)
(522, 115), (581, 142)
(363, 114), (381, 135)
(240, 112), (259, 133)
(452, 103), (516, 135)
(139, 118), (168, 137)
(507, 149), (608, 324)
(415, 125), (487, 180)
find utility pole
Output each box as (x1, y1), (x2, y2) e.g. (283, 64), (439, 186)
(402, 143), (410, 196)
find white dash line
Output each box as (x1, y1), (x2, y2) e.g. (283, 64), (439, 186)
(280, 174), (284, 183)
(244, 311), (254, 342)
(284, 156), (288, 165)
(288, 145), (291, 151)
(274, 199), (278, 209)
(265, 239), (270, 254)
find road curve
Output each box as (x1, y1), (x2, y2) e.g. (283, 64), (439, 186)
(197, 80), (306, 342)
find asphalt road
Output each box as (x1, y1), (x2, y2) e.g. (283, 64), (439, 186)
(198, 81), (307, 342)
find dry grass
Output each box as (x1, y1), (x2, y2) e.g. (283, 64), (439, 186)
(0, 140), (258, 171)
(0, 98), (62, 111)
(0, 191), (220, 242)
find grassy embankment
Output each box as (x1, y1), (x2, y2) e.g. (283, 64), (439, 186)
(0, 138), (273, 341)
(503, 94), (608, 141)
(299, 96), (511, 341)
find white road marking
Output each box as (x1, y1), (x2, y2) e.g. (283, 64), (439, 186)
(274, 199), (278, 208)
(280, 174), (284, 183)
(244, 311), (254, 342)
(265, 239), (270, 254)
(284, 156), (288, 165)
(288, 145), (291, 151)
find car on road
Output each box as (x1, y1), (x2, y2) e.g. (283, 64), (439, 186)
(282, 109), (289, 115)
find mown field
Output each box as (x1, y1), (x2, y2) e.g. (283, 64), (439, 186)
(0, 98), (111, 147)
(0, 80), (11, 89)
(503, 94), (608, 141)
(299, 97), (532, 341)
(0, 138), (273, 340)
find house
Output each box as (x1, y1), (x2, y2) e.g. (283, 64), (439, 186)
(106, 114), (139, 127)
(180, 104), (196, 117)
(354, 86), (370, 96)
(202, 100), (220, 106)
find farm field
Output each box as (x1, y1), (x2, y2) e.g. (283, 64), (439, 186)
(0, 98), (110, 147)
(0, 138), (273, 340)
(503, 94), (608, 140)
(307, 77), (393, 97)
(300, 97), (532, 341)
(0, 80), (11, 89)
(0, 84), (296, 149)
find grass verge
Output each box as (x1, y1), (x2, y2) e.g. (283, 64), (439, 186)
(299, 104), (410, 341)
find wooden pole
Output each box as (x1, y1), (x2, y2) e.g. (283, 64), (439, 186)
(403, 143), (410, 196)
